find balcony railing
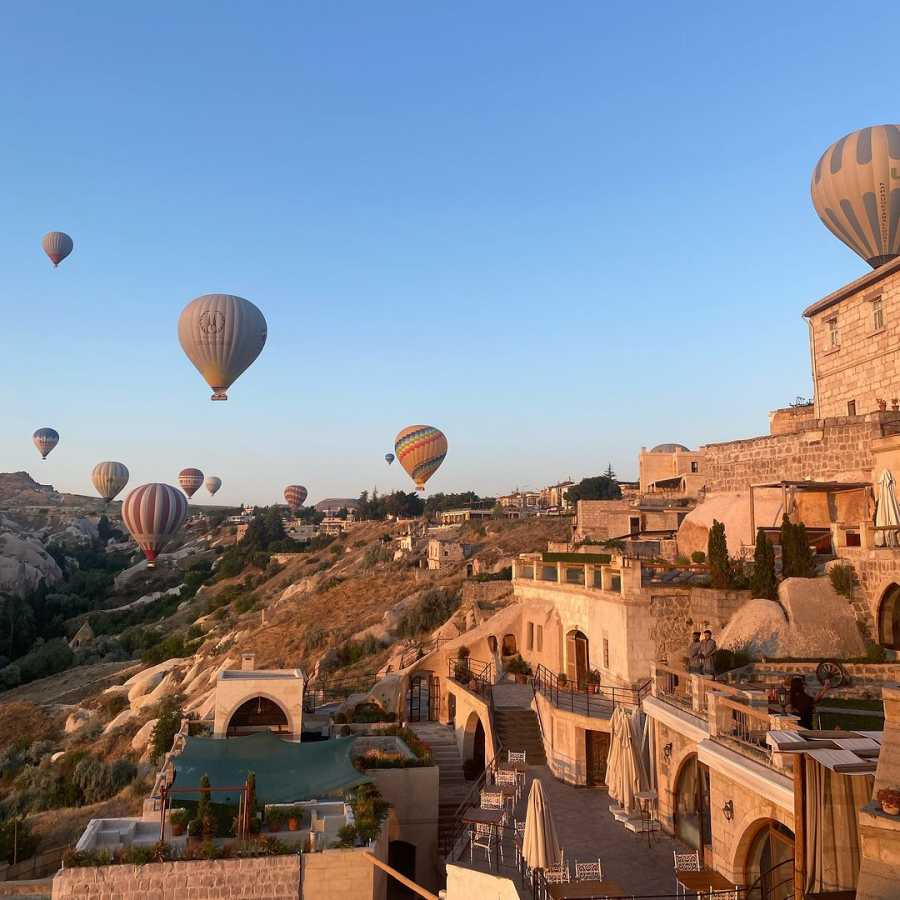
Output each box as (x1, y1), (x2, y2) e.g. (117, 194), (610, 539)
(304, 672), (380, 711)
(448, 657), (494, 707)
(532, 664), (649, 718)
(654, 662), (693, 711)
(715, 697), (772, 762)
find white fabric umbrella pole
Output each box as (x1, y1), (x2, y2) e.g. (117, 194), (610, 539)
(875, 469), (900, 548)
(522, 779), (561, 871)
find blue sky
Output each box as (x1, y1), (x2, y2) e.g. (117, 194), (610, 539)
(0, 3), (889, 506)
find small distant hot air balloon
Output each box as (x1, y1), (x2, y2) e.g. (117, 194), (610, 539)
(92, 461), (129, 505)
(33, 428), (59, 459)
(811, 124), (900, 268)
(42, 231), (73, 267)
(385, 453), (395, 465)
(178, 294), (267, 400)
(178, 468), (204, 499)
(394, 425), (447, 491)
(121, 483), (189, 567)
(284, 485), (308, 509)
(205, 476), (222, 497)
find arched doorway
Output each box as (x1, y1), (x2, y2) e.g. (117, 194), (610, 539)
(566, 630), (590, 685)
(674, 755), (712, 864)
(878, 584), (900, 649)
(387, 840), (417, 899)
(502, 633), (518, 656)
(743, 820), (794, 900)
(226, 696), (289, 737)
(462, 711), (486, 776)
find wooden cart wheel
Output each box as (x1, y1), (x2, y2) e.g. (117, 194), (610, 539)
(816, 660), (847, 688)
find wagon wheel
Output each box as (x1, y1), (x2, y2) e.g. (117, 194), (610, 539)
(816, 660), (847, 688)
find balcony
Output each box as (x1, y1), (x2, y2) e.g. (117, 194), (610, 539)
(532, 665), (649, 720)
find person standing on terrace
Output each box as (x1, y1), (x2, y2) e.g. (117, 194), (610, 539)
(699, 630), (717, 678)
(687, 631), (702, 673)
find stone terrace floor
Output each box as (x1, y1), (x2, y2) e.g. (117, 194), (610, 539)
(451, 764), (684, 898)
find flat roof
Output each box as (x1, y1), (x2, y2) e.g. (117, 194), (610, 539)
(750, 480), (870, 492)
(803, 255), (900, 319)
(219, 669), (303, 680)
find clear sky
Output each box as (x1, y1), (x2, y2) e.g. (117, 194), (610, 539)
(0, 2), (890, 506)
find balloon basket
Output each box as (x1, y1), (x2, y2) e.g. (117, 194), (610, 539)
(211, 392), (228, 401)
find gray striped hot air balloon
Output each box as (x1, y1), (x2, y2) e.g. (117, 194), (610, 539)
(178, 294), (268, 400)
(92, 461), (129, 505)
(33, 427), (59, 459)
(205, 476), (222, 497)
(42, 231), (73, 267)
(811, 124), (900, 268)
(121, 483), (189, 567)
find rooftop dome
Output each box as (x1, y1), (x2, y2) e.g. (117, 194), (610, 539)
(650, 443), (690, 453)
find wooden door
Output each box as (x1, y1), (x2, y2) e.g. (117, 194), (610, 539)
(585, 730), (610, 786)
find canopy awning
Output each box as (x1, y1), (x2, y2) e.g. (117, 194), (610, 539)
(171, 731), (370, 804)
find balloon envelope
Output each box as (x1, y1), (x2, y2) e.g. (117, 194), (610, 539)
(284, 485), (308, 508)
(33, 428), (59, 459)
(121, 483), (189, 566)
(394, 425), (447, 491)
(205, 476), (222, 497)
(179, 468), (204, 499)
(178, 294), (267, 400)
(92, 461), (129, 504)
(811, 124), (900, 268)
(42, 231), (73, 267)
(385, 454), (395, 465)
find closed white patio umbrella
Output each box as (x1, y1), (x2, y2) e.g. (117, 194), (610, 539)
(522, 779), (561, 871)
(875, 468), (900, 547)
(607, 706), (647, 814)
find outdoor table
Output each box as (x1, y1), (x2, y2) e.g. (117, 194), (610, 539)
(498, 761), (527, 784)
(546, 879), (625, 898)
(675, 869), (737, 894)
(460, 806), (504, 826)
(490, 783), (518, 808)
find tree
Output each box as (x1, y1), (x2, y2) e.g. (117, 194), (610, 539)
(97, 514), (114, 544)
(491, 502), (506, 520)
(793, 522), (817, 578)
(780, 515), (816, 579)
(750, 528), (778, 601)
(707, 519), (729, 589)
(567, 475), (622, 504)
(150, 697), (185, 765)
(603, 463), (616, 480)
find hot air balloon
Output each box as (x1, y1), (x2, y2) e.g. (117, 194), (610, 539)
(385, 453), (395, 465)
(33, 428), (59, 459)
(811, 124), (900, 268)
(178, 294), (267, 400)
(121, 483), (189, 567)
(394, 425), (447, 491)
(284, 485), (308, 509)
(178, 468), (204, 499)
(92, 461), (129, 505)
(42, 231), (73, 267)
(205, 476), (222, 497)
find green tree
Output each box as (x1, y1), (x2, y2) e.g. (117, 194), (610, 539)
(780, 515), (816, 579)
(603, 463), (616, 480)
(750, 528), (778, 601)
(567, 475), (622, 504)
(197, 773), (212, 823)
(707, 520), (729, 589)
(149, 697), (185, 765)
(491, 502), (506, 520)
(793, 523), (817, 578)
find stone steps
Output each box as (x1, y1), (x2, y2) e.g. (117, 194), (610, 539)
(493, 708), (547, 765)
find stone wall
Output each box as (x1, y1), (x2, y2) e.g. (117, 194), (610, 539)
(835, 546), (900, 635)
(768, 405), (816, 436)
(461, 580), (513, 611)
(52, 855), (301, 900)
(574, 500), (631, 541)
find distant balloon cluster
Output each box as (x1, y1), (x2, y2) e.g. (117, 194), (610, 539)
(33, 229), (450, 565)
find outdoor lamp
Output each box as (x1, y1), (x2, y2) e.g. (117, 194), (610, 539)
(776, 686), (789, 714)
(722, 800), (734, 821)
(663, 742), (673, 758)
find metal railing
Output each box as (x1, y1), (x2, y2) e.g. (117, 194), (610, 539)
(448, 657), (494, 705)
(532, 664), (650, 718)
(399, 637), (452, 670)
(715, 697), (772, 761)
(654, 663), (693, 710)
(303, 672), (380, 710)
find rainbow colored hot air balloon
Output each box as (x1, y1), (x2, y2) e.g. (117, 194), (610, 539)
(178, 294), (267, 400)
(205, 476), (222, 497)
(33, 428), (59, 459)
(811, 124), (900, 268)
(284, 485), (308, 509)
(178, 468), (204, 499)
(394, 425), (447, 491)
(42, 231), (73, 267)
(121, 483), (189, 567)
(92, 461), (129, 505)
(385, 453), (395, 465)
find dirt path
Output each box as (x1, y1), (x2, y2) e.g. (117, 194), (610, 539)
(0, 661), (139, 706)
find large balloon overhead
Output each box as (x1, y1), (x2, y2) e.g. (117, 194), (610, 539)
(92, 461), (129, 505)
(121, 483), (189, 567)
(42, 231), (73, 267)
(178, 294), (268, 401)
(33, 428), (59, 459)
(284, 485), (308, 509)
(394, 425), (447, 491)
(811, 124), (900, 268)
(178, 468), (204, 499)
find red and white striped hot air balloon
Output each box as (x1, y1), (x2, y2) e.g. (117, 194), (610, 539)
(284, 485), (308, 509)
(121, 483), (189, 567)
(178, 468), (204, 499)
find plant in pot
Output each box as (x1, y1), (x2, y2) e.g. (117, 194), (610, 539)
(457, 645), (470, 660)
(584, 670), (602, 694)
(453, 660), (470, 684)
(266, 808), (284, 833)
(287, 806), (303, 832)
(169, 808), (189, 837)
(877, 787), (900, 816)
(187, 818), (203, 846)
(557, 672), (568, 688)
(507, 654), (532, 684)
(201, 814), (217, 840)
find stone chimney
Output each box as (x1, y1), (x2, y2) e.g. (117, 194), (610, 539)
(241, 652), (256, 671)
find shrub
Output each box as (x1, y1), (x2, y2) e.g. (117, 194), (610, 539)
(150, 698), (186, 765)
(334, 634), (381, 667)
(675, 555), (691, 566)
(691, 551), (706, 564)
(363, 544), (393, 567)
(707, 521), (729, 589)
(750, 528), (778, 601)
(866, 643), (888, 663)
(829, 563), (856, 600)
(395, 589), (461, 638)
(320, 576), (342, 592)
(0, 818), (36, 864)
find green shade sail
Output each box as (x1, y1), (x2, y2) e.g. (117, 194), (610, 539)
(172, 732), (369, 805)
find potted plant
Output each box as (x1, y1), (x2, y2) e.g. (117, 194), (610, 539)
(187, 818), (203, 847)
(201, 814), (217, 840)
(453, 661), (470, 684)
(893, 400), (899, 412)
(169, 808), (189, 837)
(506, 654), (532, 684)
(878, 398), (888, 411)
(877, 787), (900, 816)
(584, 670), (602, 694)
(557, 672), (568, 688)
(457, 645), (470, 660)
(266, 808), (284, 833)
(287, 806), (303, 832)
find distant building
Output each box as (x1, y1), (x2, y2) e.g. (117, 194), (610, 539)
(638, 443), (705, 496)
(69, 621), (94, 649)
(314, 498), (358, 514)
(542, 479), (575, 510)
(498, 490), (543, 510)
(427, 534), (472, 570)
(439, 508), (493, 526)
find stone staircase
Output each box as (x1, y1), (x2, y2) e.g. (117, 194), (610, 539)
(492, 708), (547, 765)
(408, 722), (472, 840)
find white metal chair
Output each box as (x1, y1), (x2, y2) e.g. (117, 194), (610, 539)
(508, 750), (526, 765)
(470, 822), (501, 865)
(575, 859), (603, 881)
(544, 859), (570, 884)
(495, 768), (520, 802)
(673, 850), (701, 896)
(480, 791), (507, 825)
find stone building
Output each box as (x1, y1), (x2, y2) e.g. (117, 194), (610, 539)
(639, 443), (705, 496)
(427, 534), (471, 571)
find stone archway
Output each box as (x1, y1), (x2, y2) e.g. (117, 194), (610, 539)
(225, 695), (290, 738)
(878, 583), (900, 649)
(735, 818), (795, 898)
(462, 710), (486, 773)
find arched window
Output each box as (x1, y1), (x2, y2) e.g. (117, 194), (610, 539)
(502, 633), (517, 656)
(226, 696), (289, 737)
(878, 584), (900, 649)
(744, 820), (794, 900)
(565, 630), (589, 685)
(674, 755), (711, 856)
